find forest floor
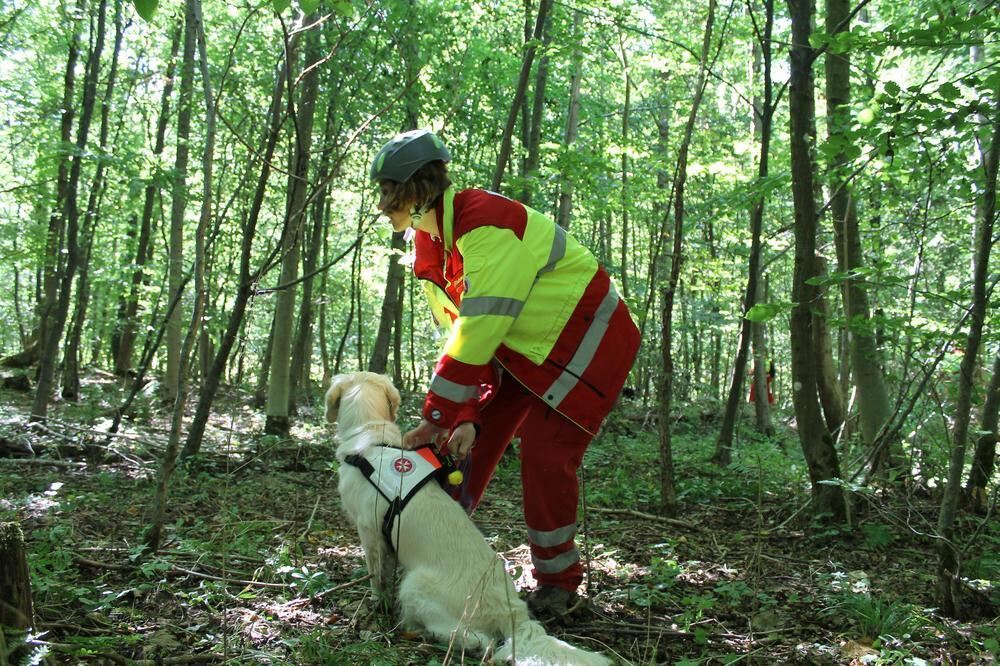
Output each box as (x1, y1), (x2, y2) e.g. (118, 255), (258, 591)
(1, 373), (998, 665)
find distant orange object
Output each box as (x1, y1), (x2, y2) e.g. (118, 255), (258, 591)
(749, 362), (776, 404)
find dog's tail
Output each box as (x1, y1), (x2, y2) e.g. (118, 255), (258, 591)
(494, 616), (611, 665)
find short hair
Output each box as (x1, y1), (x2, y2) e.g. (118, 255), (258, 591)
(379, 160), (451, 213)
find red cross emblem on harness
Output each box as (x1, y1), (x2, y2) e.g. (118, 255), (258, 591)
(392, 457), (414, 475)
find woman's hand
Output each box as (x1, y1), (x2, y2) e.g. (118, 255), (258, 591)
(402, 420), (449, 449)
(445, 422), (477, 461)
(402, 420), (477, 461)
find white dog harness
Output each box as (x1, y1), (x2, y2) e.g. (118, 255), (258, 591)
(344, 445), (448, 551)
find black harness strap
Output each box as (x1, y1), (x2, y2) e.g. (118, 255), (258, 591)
(344, 445), (450, 554)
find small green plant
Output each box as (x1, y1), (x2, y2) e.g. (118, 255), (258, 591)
(861, 523), (895, 550)
(279, 564), (331, 596)
(824, 592), (928, 639)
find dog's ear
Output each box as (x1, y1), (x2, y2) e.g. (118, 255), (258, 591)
(324, 375), (350, 423)
(378, 374), (402, 421)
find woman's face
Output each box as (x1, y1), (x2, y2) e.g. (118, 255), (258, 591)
(377, 181), (413, 233)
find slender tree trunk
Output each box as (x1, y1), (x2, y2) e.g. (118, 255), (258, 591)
(164, 0), (198, 403)
(936, 93), (999, 617)
(813, 257), (846, 433)
(31, 0), (107, 422)
(659, 0), (715, 516)
(181, 32), (298, 458)
(265, 26), (320, 435)
(619, 31), (632, 299)
(555, 11), (583, 230)
(714, 0), (774, 462)
(63, 0), (125, 400)
(290, 113), (334, 403)
(369, 2), (420, 377)
(964, 350), (1000, 513)
(192, 0), (217, 392)
(27, 14), (81, 370)
(787, 0), (845, 522)
(825, 0), (899, 478)
(492, 0), (553, 192)
(115, 21), (181, 377)
(521, 6), (550, 207)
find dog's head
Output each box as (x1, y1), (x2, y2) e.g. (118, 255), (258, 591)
(324, 371), (401, 427)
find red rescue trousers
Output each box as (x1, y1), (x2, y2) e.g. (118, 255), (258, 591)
(450, 372), (591, 592)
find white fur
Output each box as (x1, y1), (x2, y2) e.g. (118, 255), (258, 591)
(326, 372), (611, 666)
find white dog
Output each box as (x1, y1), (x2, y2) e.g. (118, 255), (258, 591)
(325, 372), (611, 665)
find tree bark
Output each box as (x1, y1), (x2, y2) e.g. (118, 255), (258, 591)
(619, 30), (632, 299)
(813, 258), (846, 434)
(659, 0), (715, 516)
(936, 91), (999, 617)
(62, 0), (125, 400)
(492, 0), (553, 193)
(825, 0), (899, 479)
(181, 31), (299, 458)
(27, 11), (82, 371)
(30, 0), (107, 422)
(114, 21), (181, 377)
(521, 5), (550, 207)
(964, 350), (1000, 513)
(714, 0), (774, 463)
(164, 0), (198, 403)
(555, 11), (583, 230)
(290, 111), (334, 404)
(265, 25), (321, 435)
(787, 0), (845, 522)
(0, 522), (33, 631)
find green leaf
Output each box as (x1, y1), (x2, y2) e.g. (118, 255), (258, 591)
(273, 0), (292, 13)
(132, 0), (158, 21)
(332, 1), (354, 17)
(937, 82), (961, 101)
(299, 0), (321, 13)
(745, 303), (785, 323)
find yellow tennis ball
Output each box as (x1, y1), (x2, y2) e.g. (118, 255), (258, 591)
(448, 470), (464, 486)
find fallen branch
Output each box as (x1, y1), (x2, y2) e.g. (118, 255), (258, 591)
(589, 506), (699, 530)
(73, 556), (291, 590)
(0, 458), (84, 469)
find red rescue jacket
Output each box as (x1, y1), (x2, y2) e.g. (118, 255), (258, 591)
(411, 187), (639, 435)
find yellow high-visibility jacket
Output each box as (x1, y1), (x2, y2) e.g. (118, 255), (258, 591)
(412, 187), (639, 435)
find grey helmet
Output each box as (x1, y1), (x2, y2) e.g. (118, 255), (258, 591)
(370, 129), (451, 182)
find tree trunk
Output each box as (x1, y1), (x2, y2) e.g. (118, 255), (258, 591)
(964, 350), (1000, 513)
(521, 5), (551, 207)
(28, 12), (82, 371)
(714, 0), (774, 463)
(265, 26), (320, 435)
(164, 0), (198, 403)
(146, 0), (214, 552)
(825, 0), (899, 479)
(659, 0), (715, 516)
(619, 30), (632, 299)
(0, 522), (33, 630)
(30, 0), (107, 422)
(63, 0), (125, 400)
(787, 0), (845, 522)
(491, 0), (553, 193)
(813, 257), (846, 434)
(181, 32), (298, 459)
(555, 11), (583, 230)
(114, 21), (181, 377)
(936, 92), (999, 617)
(290, 112), (334, 404)
(369, 231), (406, 375)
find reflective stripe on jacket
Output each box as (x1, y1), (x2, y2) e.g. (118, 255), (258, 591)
(412, 187), (640, 435)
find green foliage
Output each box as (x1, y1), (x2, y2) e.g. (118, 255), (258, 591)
(131, 0), (158, 22)
(824, 592), (930, 640)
